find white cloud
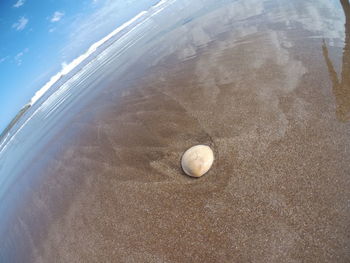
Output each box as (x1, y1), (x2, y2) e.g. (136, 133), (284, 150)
(63, 0), (141, 56)
(13, 0), (25, 8)
(50, 11), (65, 23)
(14, 52), (24, 65)
(12, 17), (28, 31)
(0, 57), (8, 64)
(14, 48), (29, 66)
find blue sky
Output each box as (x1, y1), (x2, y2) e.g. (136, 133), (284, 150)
(0, 0), (158, 132)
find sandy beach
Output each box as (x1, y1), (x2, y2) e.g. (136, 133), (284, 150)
(1, 0), (350, 262)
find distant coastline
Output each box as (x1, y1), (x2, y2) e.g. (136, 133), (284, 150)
(0, 104), (31, 141)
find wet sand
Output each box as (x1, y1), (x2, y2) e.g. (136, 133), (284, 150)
(1, 0), (350, 262)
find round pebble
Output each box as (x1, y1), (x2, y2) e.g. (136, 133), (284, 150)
(181, 145), (214, 178)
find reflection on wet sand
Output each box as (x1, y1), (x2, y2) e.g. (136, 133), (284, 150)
(322, 0), (350, 122)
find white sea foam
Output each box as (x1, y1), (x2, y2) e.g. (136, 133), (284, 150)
(29, 0), (174, 106)
(29, 11), (147, 105)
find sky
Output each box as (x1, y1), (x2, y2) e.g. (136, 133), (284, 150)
(0, 0), (159, 132)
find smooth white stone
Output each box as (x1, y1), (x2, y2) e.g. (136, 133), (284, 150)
(181, 145), (214, 177)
